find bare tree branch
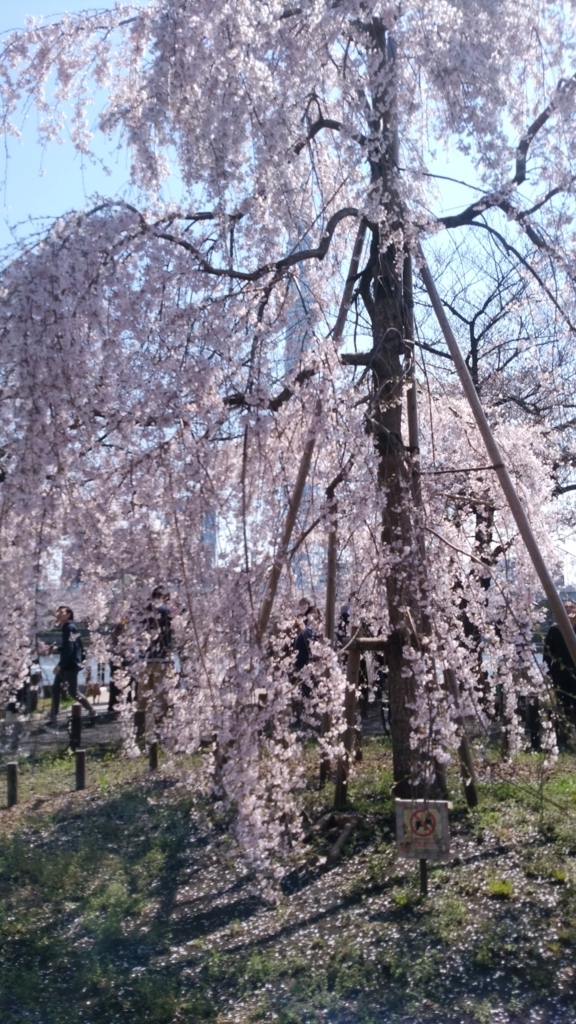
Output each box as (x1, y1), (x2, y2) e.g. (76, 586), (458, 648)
(154, 207), (359, 281)
(224, 367), (316, 411)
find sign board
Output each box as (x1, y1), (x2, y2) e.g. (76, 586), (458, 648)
(395, 800), (451, 862)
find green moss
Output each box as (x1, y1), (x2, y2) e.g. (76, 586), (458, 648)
(486, 876), (515, 899)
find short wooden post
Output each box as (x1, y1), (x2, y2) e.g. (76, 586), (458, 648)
(149, 740), (159, 771)
(445, 668), (479, 808)
(134, 709), (146, 741)
(420, 858), (428, 896)
(70, 703), (82, 751)
(75, 749), (86, 790)
(7, 762), (18, 807)
(27, 678), (40, 714)
(319, 711), (331, 788)
(334, 637), (361, 810)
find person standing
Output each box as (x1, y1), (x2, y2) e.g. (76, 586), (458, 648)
(543, 601), (576, 736)
(293, 604), (321, 725)
(138, 587), (173, 721)
(50, 606), (94, 722)
(108, 618), (131, 713)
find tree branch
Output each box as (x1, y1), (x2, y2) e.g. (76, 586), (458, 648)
(224, 367), (316, 411)
(515, 76), (576, 185)
(154, 207), (359, 281)
(469, 220), (576, 333)
(436, 73), (576, 228)
(294, 117), (343, 154)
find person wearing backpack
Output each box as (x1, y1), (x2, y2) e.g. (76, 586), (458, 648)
(49, 606), (95, 722)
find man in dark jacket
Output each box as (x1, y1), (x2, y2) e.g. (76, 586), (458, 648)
(50, 606), (94, 721)
(543, 602), (576, 724)
(137, 587), (173, 721)
(293, 605), (321, 724)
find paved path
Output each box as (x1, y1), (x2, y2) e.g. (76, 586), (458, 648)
(0, 694), (124, 757)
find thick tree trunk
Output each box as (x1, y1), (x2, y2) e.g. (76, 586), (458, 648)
(339, 22), (438, 796)
(362, 23), (430, 796)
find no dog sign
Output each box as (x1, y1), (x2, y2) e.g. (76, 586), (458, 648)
(395, 800), (451, 862)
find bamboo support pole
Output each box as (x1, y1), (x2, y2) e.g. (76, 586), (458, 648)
(419, 247), (576, 671)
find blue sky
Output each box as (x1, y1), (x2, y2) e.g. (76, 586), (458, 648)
(0, 1), (134, 248)
(0, 0), (482, 251)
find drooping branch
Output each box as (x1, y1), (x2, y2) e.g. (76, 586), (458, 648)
(224, 367), (316, 411)
(294, 117), (343, 154)
(154, 207), (359, 282)
(515, 76), (576, 185)
(437, 73), (576, 230)
(293, 116), (366, 155)
(469, 220), (576, 333)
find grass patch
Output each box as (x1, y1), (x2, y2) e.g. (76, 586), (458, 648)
(486, 876), (515, 899)
(1, 740), (576, 1022)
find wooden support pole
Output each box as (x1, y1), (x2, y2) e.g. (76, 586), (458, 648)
(347, 637), (387, 652)
(445, 668), (479, 809)
(332, 221), (367, 344)
(420, 858), (428, 896)
(7, 762), (18, 808)
(134, 709), (145, 742)
(75, 749), (86, 791)
(319, 711), (331, 789)
(70, 703), (82, 751)
(256, 400), (322, 645)
(334, 637), (361, 810)
(325, 500), (338, 647)
(149, 740), (159, 771)
(257, 223), (364, 648)
(420, 247), (576, 671)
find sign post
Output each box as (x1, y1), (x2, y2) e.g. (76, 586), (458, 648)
(395, 799), (451, 895)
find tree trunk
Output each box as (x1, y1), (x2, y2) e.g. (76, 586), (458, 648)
(362, 22), (431, 796)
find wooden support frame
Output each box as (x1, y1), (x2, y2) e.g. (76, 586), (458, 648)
(420, 246), (576, 670)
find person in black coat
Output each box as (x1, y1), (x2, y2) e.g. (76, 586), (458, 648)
(543, 602), (576, 727)
(137, 587), (173, 720)
(50, 606), (94, 721)
(293, 603), (320, 721)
